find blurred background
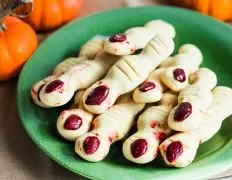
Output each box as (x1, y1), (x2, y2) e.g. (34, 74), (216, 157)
(0, 0), (232, 179)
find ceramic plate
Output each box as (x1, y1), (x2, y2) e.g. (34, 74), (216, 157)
(18, 6), (232, 180)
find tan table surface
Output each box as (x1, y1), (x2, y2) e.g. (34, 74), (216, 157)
(0, 0), (231, 179)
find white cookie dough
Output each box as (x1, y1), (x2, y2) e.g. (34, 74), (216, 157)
(83, 34), (175, 114)
(31, 35), (105, 108)
(161, 44), (203, 92)
(75, 94), (145, 162)
(79, 35), (105, 59)
(123, 91), (178, 164)
(104, 20), (175, 55)
(57, 108), (94, 141)
(193, 86), (232, 143)
(168, 68), (217, 131)
(39, 52), (121, 107)
(160, 86), (232, 168)
(133, 68), (167, 103)
(53, 57), (86, 76)
(31, 75), (56, 108)
(159, 132), (200, 168)
(57, 91), (94, 141)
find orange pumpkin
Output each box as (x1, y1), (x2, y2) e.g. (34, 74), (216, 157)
(170, 0), (232, 21)
(19, 0), (83, 31)
(0, 16), (38, 81)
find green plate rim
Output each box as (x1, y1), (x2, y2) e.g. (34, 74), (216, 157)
(17, 5), (232, 180)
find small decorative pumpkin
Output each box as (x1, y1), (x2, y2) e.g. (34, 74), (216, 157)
(0, 16), (38, 81)
(19, 0), (83, 31)
(170, 0), (232, 21)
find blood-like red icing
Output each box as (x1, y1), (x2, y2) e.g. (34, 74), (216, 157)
(83, 136), (100, 155)
(109, 34), (127, 43)
(150, 122), (157, 128)
(85, 86), (109, 105)
(31, 88), (37, 95)
(45, 80), (64, 93)
(155, 132), (166, 141)
(174, 102), (192, 122)
(131, 139), (148, 158)
(139, 81), (156, 92)
(166, 141), (183, 163)
(108, 137), (113, 143)
(64, 114), (82, 130)
(173, 68), (186, 83)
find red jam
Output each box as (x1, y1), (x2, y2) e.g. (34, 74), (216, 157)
(155, 132), (166, 141)
(85, 86), (109, 105)
(174, 102), (192, 122)
(64, 114), (82, 130)
(131, 139), (148, 158)
(139, 81), (156, 92)
(45, 80), (64, 93)
(173, 68), (186, 83)
(166, 141), (183, 163)
(83, 136), (100, 155)
(109, 34), (127, 43)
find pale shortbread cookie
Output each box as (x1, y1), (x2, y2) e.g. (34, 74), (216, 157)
(31, 35), (105, 108)
(57, 91), (94, 141)
(168, 68), (217, 131)
(159, 86), (232, 168)
(122, 91), (177, 164)
(193, 86), (232, 143)
(79, 35), (105, 59)
(75, 94), (145, 162)
(31, 75), (56, 108)
(39, 52), (121, 107)
(54, 35), (106, 76)
(133, 44), (202, 104)
(104, 20), (175, 55)
(161, 66), (190, 92)
(83, 34), (175, 114)
(161, 44), (203, 92)
(159, 132), (200, 168)
(53, 57), (86, 76)
(133, 68), (167, 103)
(159, 56), (174, 68)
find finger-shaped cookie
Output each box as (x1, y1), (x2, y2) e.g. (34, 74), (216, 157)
(57, 91), (94, 141)
(159, 132), (200, 167)
(133, 68), (167, 103)
(75, 94), (145, 162)
(168, 68), (217, 131)
(79, 35), (105, 59)
(159, 56), (174, 68)
(122, 91), (177, 164)
(159, 86), (232, 168)
(161, 45), (202, 71)
(39, 52), (121, 107)
(161, 44), (203, 92)
(192, 86), (232, 143)
(53, 57), (86, 76)
(31, 35), (105, 107)
(104, 20), (175, 55)
(83, 34), (175, 114)
(53, 35), (106, 76)
(31, 75), (56, 108)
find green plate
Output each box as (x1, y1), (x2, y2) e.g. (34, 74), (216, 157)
(18, 6), (232, 180)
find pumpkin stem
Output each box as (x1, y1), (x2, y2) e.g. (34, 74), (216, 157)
(0, 18), (7, 32)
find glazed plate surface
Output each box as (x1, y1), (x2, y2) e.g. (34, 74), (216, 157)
(18, 6), (232, 180)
